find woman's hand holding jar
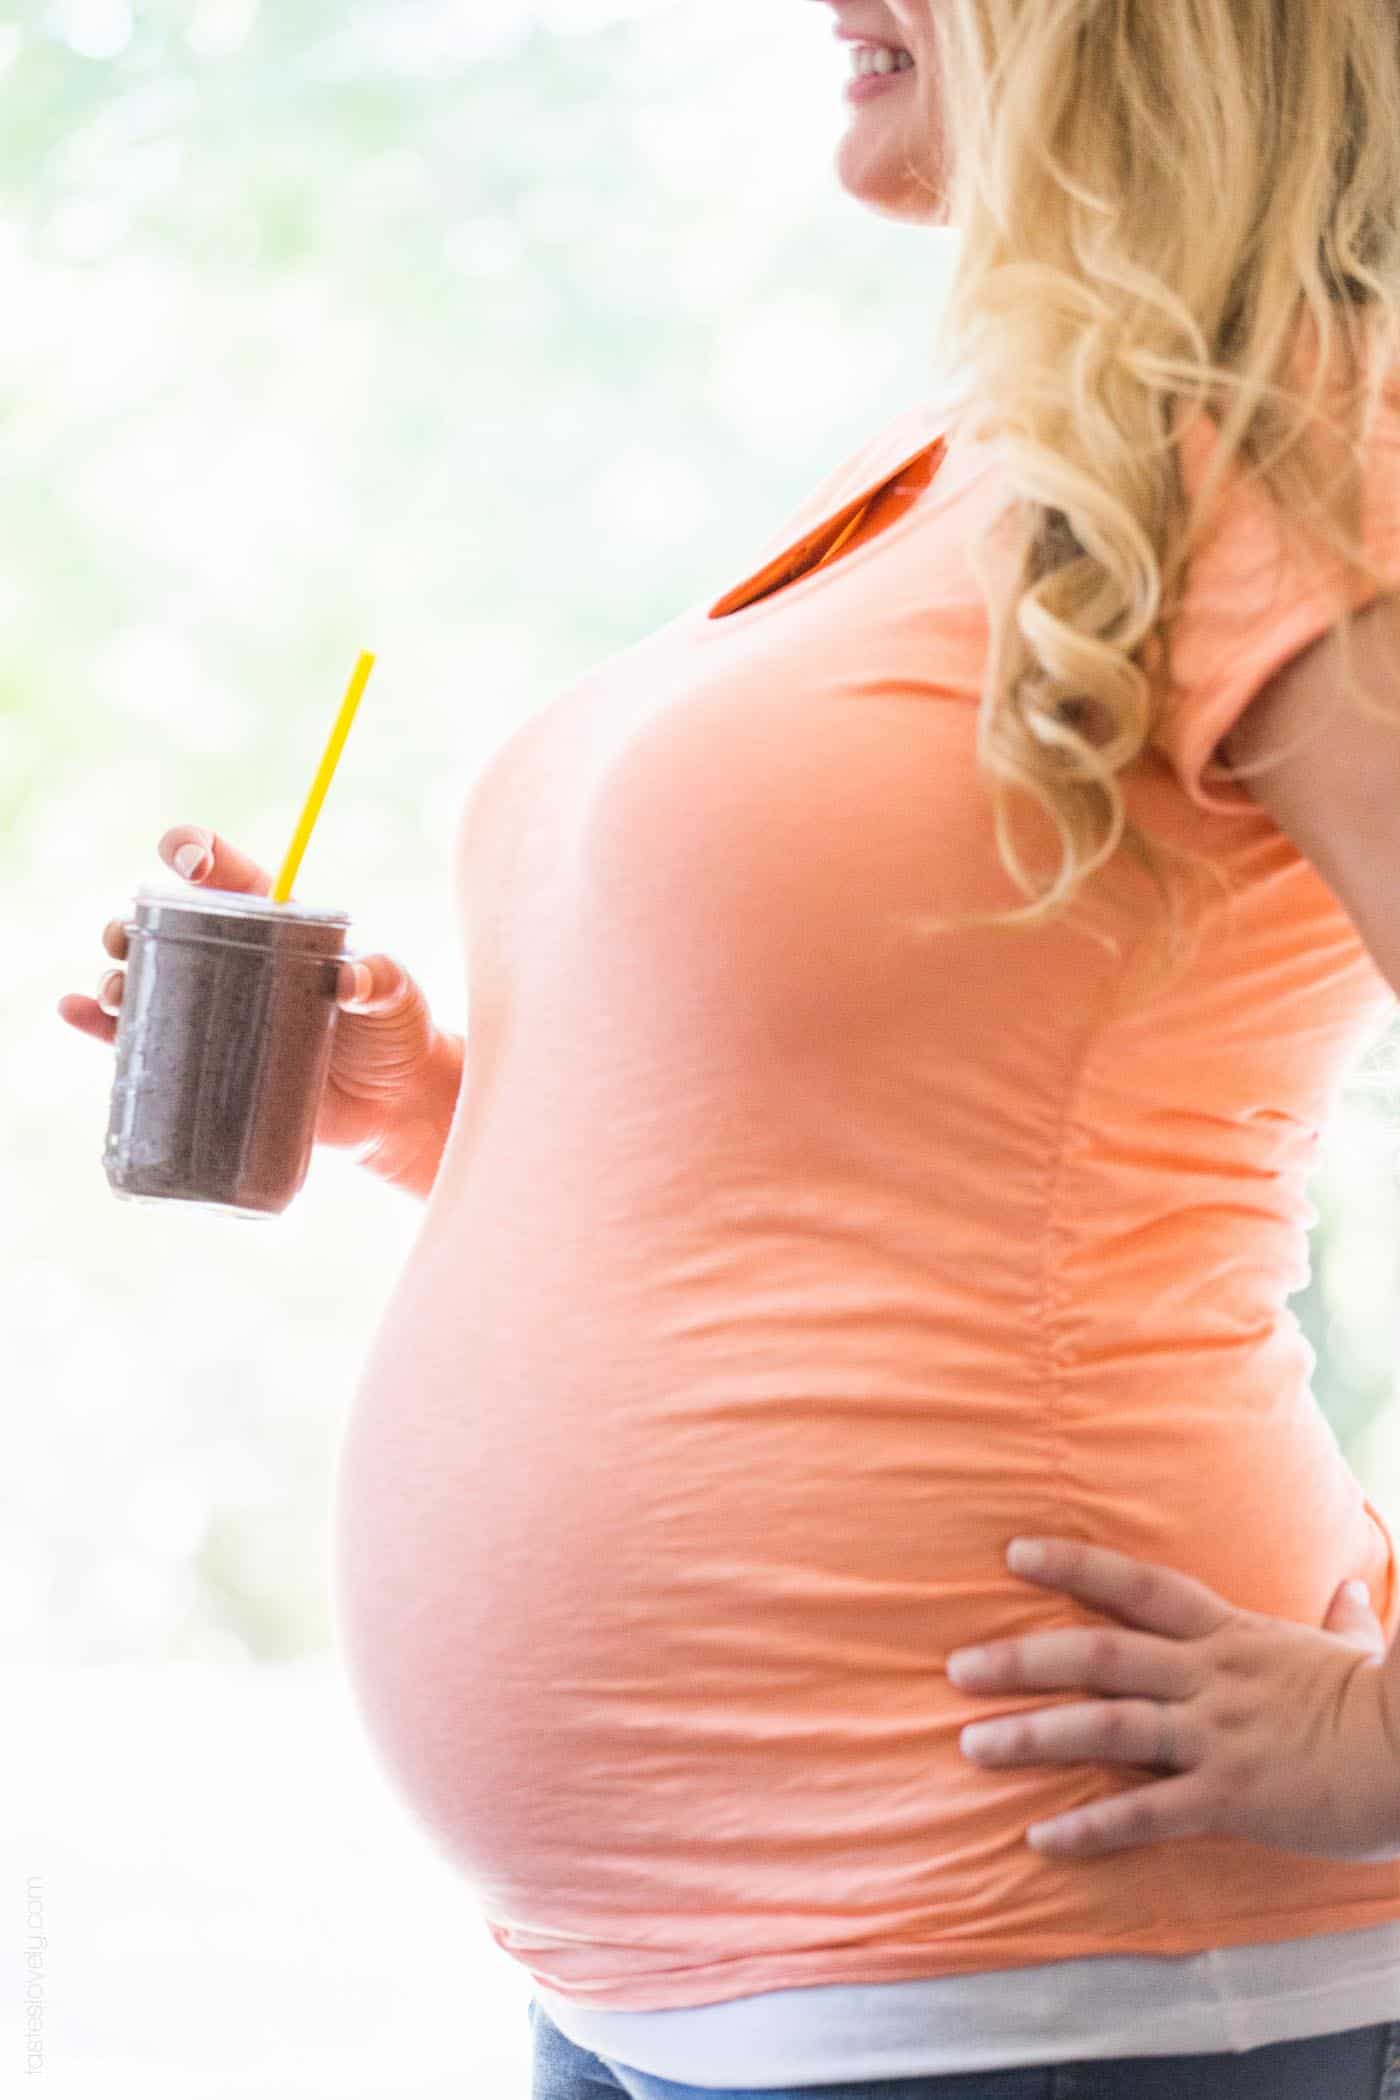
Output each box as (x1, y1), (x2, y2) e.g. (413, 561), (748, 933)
(57, 824), (465, 1201)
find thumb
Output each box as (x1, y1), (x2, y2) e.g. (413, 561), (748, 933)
(1324, 1578), (1387, 1655)
(339, 954), (413, 1014)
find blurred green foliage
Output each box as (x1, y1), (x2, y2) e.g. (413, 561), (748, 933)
(9, 0), (1396, 1665)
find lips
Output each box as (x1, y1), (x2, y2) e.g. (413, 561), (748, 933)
(834, 28), (912, 53)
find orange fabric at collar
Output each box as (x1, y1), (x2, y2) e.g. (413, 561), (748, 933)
(720, 439), (943, 615)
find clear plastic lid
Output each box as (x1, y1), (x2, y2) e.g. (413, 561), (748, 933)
(133, 883), (350, 927)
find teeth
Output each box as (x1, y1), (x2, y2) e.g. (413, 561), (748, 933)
(851, 44), (915, 78)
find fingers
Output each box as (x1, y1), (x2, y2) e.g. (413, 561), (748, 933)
(1323, 1579), (1387, 1654)
(62, 827), (273, 1056)
(997, 1538), (1234, 1642)
(56, 993), (118, 1046)
(948, 1624), (1198, 1702)
(157, 826), (272, 896)
(336, 954), (407, 1012)
(1023, 1774), (1209, 1858)
(58, 921), (128, 1043)
(960, 1695), (1195, 1774)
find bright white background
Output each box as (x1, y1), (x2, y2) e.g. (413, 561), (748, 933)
(7, 1), (1398, 2093)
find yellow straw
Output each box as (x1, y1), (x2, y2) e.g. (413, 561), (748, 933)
(272, 651), (376, 904)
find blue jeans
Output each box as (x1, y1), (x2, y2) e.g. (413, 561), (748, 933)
(528, 2000), (1400, 2100)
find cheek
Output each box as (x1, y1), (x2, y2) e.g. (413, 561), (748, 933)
(888, 1), (937, 80)
(884, 0), (924, 45)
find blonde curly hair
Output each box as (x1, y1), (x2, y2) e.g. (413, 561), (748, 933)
(899, 0), (1400, 969)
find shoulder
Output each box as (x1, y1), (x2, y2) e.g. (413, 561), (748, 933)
(1222, 590), (1400, 986)
(1222, 591), (1400, 850)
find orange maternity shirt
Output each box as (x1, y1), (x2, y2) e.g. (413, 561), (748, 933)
(332, 370), (1400, 2047)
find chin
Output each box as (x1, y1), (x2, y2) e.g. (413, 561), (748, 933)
(835, 121), (945, 226)
(836, 148), (944, 226)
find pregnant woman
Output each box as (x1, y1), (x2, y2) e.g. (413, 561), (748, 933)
(58, 1), (1400, 2095)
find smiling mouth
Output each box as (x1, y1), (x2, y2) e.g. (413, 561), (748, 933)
(848, 44), (916, 80)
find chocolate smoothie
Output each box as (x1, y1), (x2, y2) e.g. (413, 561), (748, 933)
(103, 886), (351, 1218)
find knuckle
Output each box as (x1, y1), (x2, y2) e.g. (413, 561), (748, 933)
(1005, 1716), (1034, 1757)
(1059, 1806), (1107, 1854)
(1088, 1628), (1121, 1679)
(974, 1718), (1020, 1761)
(1103, 1702), (1135, 1756)
(1211, 1682), (1255, 1734)
(1118, 1791), (1157, 1846)
(996, 1645), (1024, 1688)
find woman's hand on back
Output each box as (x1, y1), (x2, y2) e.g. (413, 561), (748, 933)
(57, 824), (441, 1158)
(946, 1537), (1400, 1864)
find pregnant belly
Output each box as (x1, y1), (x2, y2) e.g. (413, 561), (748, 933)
(330, 1280), (1062, 1907)
(330, 1235), (1393, 1930)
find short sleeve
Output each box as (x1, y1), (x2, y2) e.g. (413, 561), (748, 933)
(1154, 389), (1400, 813)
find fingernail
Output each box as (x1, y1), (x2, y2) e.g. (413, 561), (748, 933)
(1007, 1539), (1047, 1574)
(1346, 1581), (1371, 1607)
(947, 1648), (990, 1684)
(174, 843), (210, 880)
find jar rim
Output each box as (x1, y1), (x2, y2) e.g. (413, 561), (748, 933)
(133, 883), (350, 927)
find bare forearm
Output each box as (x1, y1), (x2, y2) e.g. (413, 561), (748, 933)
(356, 1029), (466, 1201)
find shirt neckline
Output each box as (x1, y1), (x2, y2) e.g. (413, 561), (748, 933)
(706, 407), (954, 625)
